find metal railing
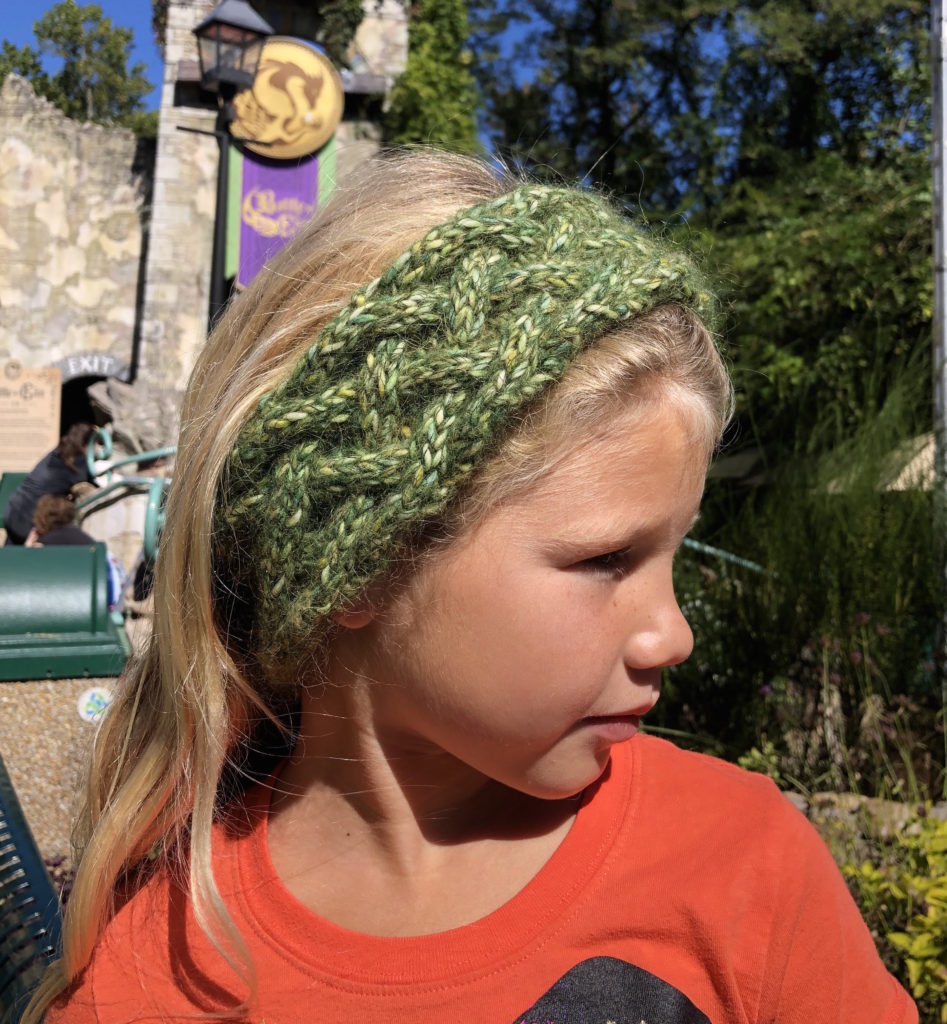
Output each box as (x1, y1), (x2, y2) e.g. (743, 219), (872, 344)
(80, 428), (173, 561)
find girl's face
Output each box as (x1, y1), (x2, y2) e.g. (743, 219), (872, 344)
(347, 401), (707, 800)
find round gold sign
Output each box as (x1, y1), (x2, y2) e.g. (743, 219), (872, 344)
(231, 37), (344, 159)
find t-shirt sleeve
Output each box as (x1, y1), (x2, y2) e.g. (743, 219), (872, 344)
(43, 984), (99, 1024)
(41, 943), (161, 1023)
(755, 790), (918, 1024)
(41, 890), (164, 1024)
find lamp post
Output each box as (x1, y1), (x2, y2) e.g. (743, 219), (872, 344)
(193, 0), (274, 328)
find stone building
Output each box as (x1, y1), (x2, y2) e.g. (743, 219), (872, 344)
(0, 75), (149, 428)
(0, 0), (406, 437)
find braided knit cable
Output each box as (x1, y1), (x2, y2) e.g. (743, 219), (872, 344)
(217, 184), (714, 659)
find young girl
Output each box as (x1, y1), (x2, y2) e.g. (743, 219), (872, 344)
(32, 151), (915, 1024)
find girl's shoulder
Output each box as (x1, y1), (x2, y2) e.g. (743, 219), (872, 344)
(612, 735), (916, 1024)
(45, 871), (178, 1023)
(625, 733), (811, 855)
(633, 732), (789, 806)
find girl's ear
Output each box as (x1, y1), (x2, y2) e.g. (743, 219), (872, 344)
(330, 606), (375, 630)
(330, 577), (397, 629)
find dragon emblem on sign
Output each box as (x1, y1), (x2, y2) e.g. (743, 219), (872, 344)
(231, 37), (344, 159)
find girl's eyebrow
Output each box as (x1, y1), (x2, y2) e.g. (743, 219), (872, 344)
(543, 503), (702, 556)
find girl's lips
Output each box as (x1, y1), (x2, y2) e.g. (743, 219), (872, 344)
(580, 714), (642, 742)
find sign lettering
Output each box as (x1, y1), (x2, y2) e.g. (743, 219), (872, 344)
(0, 361), (61, 471)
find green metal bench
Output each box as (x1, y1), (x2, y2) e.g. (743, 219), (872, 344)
(0, 544), (130, 681)
(0, 752), (61, 1022)
(0, 430), (170, 680)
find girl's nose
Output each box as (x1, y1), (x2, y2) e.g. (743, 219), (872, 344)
(623, 586), (694, 672)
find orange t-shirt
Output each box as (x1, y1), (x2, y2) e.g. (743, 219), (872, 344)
(48, 735), (917, 1023)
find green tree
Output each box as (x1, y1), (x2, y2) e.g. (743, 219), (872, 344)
(473, 2), (927, 205)
(472, 1), (930, 450)
(471, 0), (724, 209)
(384, 0), (480, 153)
(0, 41), (47, 87)
(1, 0), (155, 134)
(692, 149), (931, 461)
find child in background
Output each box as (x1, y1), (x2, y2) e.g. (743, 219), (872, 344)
(25, 494), (95, 548)
(31, 152), (916, 1024)
(25, 494), (128, 608)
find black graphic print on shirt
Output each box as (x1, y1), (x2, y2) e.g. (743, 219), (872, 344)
(514, 956), (711, 1024)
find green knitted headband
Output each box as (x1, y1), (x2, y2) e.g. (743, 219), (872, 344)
(218, 183), (714, 659)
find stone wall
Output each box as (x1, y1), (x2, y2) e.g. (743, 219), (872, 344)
(350, 0), (408, 84)
(790, 790), (947, 865)
(1, 2), (407, 396)
(136, 0), (218, 390)
(0, 75), (149, 379)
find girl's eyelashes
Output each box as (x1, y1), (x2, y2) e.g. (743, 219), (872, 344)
(574, 533), (690, 577)
(579, 547), (635, 577)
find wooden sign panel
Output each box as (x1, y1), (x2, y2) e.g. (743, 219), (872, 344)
(0, 360), (61, 471)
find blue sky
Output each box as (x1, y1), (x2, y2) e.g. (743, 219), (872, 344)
(4, 1), (164, 110)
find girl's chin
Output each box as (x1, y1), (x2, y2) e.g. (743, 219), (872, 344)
(512, 750), (615, 802)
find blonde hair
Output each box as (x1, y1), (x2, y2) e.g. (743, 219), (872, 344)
(25, 150), (730, 1021)
(454, 303), (730, 527)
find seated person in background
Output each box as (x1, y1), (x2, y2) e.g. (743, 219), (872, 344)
(26, 494), (127, 608)
(25, 494), (95, 548)
(3, 422), (96, 545)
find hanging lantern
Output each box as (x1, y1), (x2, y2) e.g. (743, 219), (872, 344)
(194, 0), (274, 93)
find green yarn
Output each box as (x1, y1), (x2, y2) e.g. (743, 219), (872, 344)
(218, 183), (714, 659)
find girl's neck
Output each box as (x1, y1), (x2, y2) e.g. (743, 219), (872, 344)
(264, 664), (581, 935)
(273, 681), (575, 860)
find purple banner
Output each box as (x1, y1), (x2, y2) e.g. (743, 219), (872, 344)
(237, 151), (319, 288)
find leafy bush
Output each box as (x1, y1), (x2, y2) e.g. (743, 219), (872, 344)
(845, 814), (947, 1022)
(696, 148), (932, 464)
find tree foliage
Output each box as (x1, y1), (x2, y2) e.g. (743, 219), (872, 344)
(312, 0), (367, 69)
(472, 1), (931, 455)
(695, 148), (931, 459)
(0, 41), (45, 84)
(1, 0), (156, 134)
(384, 0), (480, 153)
(472, 0), (723, 207)
(472, 1), (927, 207)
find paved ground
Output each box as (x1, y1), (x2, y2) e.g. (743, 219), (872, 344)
(1, 482), (156, 862)
(0, 612), (152, 862)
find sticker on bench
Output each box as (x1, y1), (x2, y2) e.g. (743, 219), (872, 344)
(77, 686), (112, 723)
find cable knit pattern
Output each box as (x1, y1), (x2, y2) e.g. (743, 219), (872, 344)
(218, 184), (714, 657)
